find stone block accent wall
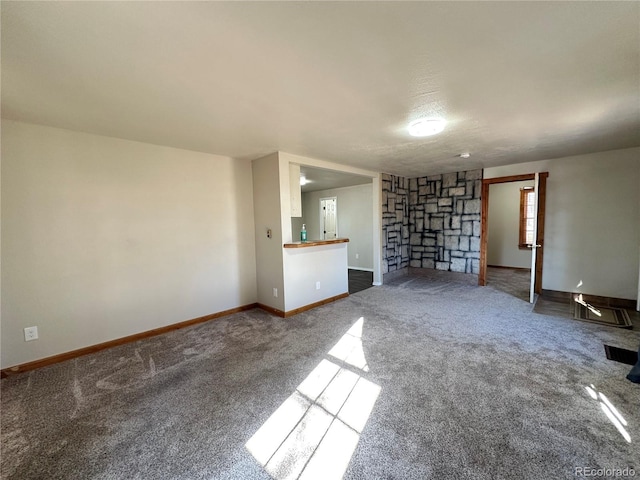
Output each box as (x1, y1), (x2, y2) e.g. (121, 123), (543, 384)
(381, 174), (410, 273)
(409, 170), (482, 274)
(382, 169), (482, 276)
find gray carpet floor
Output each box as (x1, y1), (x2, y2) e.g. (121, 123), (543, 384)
(2, 271), (639, 479)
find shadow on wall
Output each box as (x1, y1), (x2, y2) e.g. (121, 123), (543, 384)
(229, 159), (258, 302)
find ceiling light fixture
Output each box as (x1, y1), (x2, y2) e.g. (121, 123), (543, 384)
(459, 152), (470, 158)
(408, 118), (446, 137)
(300, 176), (308, 186)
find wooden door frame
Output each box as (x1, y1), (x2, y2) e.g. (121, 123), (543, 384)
(479, 172), (549, 293)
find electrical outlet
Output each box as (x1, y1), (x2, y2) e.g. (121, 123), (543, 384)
(273, 287), (278, 298)
(316, 281), (321, 290)
(24, 326), (39, 342)
(355, 253), (359, 259)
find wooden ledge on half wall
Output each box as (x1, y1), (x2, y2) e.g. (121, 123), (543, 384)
(283, 238), (349, 248)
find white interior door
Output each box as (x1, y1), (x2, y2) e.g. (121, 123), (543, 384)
(320, 197), (337, 240)
(529, 173), (540, 303)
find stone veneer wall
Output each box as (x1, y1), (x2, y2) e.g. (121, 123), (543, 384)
(381, 174), (410, 274)
(382, 169), (482, 275)
(409, 170), (482, 273)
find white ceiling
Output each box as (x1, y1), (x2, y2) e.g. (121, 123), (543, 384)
(2, 2), (639, 177)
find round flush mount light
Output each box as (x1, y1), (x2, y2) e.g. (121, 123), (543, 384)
(408, 118), (446, 137)
(300, 176), (308, 186)
(459, 152), (470, 158)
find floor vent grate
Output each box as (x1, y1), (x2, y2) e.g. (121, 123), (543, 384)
(604, 345), (638, 366)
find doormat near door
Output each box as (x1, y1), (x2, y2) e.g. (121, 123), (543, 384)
(604, 345), (638, 366)
(573, 303), (632, 328)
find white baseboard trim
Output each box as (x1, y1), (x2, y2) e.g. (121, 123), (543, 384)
(348, 266), (374, 272)
(372, 282), (383, 286)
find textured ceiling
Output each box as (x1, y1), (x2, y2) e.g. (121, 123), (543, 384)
(2, 2), (639, 177)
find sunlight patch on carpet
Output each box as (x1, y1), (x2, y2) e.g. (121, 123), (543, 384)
(585, 384), (631, 443)
(328, 317), (369, 372)
(246, 317), (381, 479)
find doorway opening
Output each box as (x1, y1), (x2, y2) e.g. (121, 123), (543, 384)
(479, 173), (548, 304)
(295, 163), (382, 285)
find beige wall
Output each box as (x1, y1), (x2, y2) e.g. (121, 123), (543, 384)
(1, 120), (257, 368)
(485, 147), (640, 300)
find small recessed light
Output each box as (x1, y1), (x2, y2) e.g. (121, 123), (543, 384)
(408, 118), (446, 137)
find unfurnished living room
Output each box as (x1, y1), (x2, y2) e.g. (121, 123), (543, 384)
(1, 2), (639, 479)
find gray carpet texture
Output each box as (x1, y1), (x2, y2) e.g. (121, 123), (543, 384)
(2, 271), (639, 480)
